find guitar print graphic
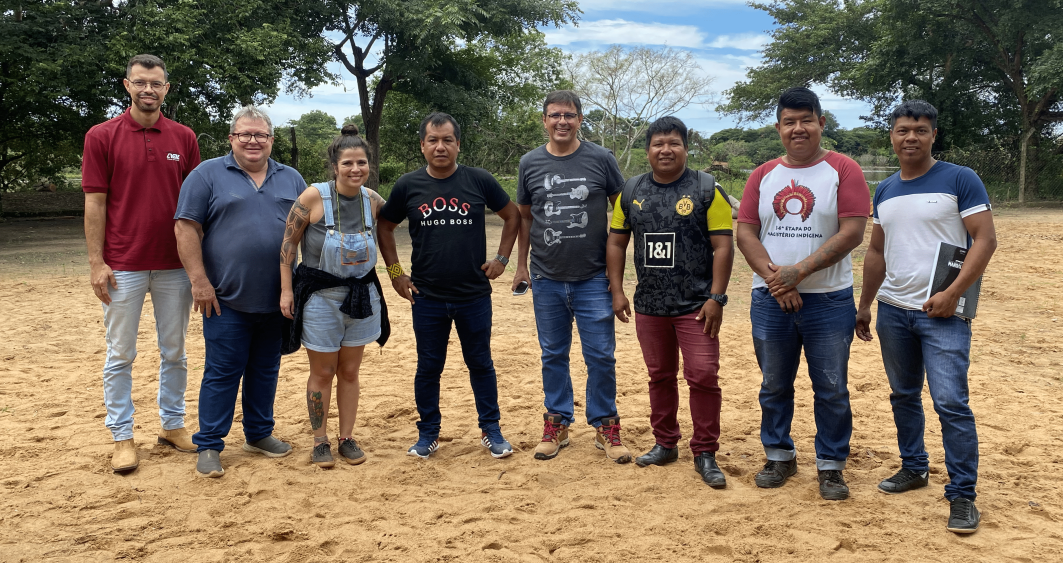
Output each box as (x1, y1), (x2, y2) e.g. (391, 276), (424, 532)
(543, 201), (582, 216)
(544, 228), (587, 246)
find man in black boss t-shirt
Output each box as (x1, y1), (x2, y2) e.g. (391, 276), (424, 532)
(378, 112), (520, 460)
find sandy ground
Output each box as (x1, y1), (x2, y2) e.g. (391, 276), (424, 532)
(0, 209), (1061, 562)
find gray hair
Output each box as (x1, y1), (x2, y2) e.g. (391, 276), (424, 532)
(229, 106), (274, 135)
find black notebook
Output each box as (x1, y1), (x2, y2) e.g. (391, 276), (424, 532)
(926, 242), (982, 320)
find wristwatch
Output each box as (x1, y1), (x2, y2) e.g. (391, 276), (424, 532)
(708, 294), (728, 306)
(495, 254), (510, 267)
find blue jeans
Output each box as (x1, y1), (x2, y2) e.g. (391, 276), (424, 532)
(193, 303), (284, 452)
(751, 286), (855, 470)
(531, 272), (618, 428)
(876, 301), (978, 500)
(101, 269), (193, 441)
(411, 294), (501, 440)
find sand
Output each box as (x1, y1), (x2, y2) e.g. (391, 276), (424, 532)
(0, 209), (1061, 562)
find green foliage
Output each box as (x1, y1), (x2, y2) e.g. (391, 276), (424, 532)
(272, 111), (341, 184)
(324, 0), (579, 187)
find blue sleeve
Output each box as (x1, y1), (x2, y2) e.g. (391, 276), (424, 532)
(871, 179), (884, 220)
(379, 178), (408, 224)
(955, 166), (990, 213)
(174, 167), (211, 223)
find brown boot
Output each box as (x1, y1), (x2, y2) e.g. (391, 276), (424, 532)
(533, 413), (569, 460)
(111, 439), (139, 473)
(158, 427), (196, 452)
(595, 417), (633, 464)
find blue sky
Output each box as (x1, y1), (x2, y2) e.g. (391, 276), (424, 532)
(263, 0), (875, 135)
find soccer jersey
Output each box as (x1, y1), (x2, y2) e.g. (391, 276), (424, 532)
(873, 160), (991, 310)
(610, 169), (733, 316)
(737, 151), (870, 293)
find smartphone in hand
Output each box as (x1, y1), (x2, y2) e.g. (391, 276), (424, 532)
(512, 280), (529, 296)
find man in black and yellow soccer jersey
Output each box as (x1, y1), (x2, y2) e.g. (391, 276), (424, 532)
(606, 116), (734, 488)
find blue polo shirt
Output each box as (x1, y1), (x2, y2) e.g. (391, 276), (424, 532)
(175, 153), (306, 313)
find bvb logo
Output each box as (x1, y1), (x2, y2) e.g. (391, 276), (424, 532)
(675, 196), (694, 216)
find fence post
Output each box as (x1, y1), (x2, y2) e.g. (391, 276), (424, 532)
(290, 126), (299, 171)
(1019, 126), (1035, 204)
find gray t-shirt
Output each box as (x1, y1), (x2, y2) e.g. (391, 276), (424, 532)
(300, 182), (369, 269)
(517, 141), (624, 281)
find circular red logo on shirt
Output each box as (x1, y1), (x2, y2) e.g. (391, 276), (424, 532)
(772, 180), (816, 222)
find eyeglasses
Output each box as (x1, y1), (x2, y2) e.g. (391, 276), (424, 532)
(128, 80), (167, 90)
(547, 112), (579, 122)
(232, 133), (273, 143)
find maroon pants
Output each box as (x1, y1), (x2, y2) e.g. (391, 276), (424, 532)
(635, 311), (722, 453)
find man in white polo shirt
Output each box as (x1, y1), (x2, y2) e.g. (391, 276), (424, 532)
(736, 87), (870, 501)
(856, 100), (996, 534)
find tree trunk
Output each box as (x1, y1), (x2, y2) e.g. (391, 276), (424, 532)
(289, 126), (299, 171)
(1018, 126), (1035, 203)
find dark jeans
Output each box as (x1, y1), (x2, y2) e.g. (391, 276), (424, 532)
(411, 294), (501, 441)
(751, 287), (855, 470)
(193, 303), (284, 452)
(876, 301), (978, 500)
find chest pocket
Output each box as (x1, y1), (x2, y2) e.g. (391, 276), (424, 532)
(276, 197), (296, 222)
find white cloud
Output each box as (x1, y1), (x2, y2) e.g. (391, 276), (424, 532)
(576, 0), (748, 12)
(708, 33), (770, 51)
(544, 19), (706, 48)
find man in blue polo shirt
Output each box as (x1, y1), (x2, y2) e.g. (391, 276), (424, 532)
(175, 106), (306, 477)
(856, 100), (997, 534)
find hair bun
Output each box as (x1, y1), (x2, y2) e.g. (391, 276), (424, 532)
(341, 123), (360, 136)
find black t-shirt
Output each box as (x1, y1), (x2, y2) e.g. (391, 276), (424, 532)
(380, 165), (511, 302)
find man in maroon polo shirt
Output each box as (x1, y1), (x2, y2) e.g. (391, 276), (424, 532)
(82, 54), (201, 473)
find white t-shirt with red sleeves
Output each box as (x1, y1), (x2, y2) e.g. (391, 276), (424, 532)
(737, 151), (870, 293)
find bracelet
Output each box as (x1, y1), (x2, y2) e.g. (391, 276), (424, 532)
(386, 263), (405, 280)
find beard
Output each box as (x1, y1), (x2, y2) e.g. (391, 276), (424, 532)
(132, 94), (161, 113)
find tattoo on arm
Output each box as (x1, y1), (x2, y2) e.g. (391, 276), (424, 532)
(802, 237), (849, 276)
(307, 390), (325, 430)
(280, 200), (312, 266)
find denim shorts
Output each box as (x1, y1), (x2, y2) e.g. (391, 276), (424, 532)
(301, 286), (381, 352)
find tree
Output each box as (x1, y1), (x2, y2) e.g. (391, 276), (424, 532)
(568, 45), (715, 175)
(720, 0), (1063, 200)
(323, 0), (578, 188)
(1, 0), (336, 191)
(273, 111), (340, 183)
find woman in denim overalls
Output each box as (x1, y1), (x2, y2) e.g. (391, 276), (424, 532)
(279, 124), (386, 467)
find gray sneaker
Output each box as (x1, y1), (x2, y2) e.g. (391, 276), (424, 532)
(243, 436), (292, 458)
(196, 450), (224, 478)
(338, 438), (366, 465)
(311, 442), (336, 468)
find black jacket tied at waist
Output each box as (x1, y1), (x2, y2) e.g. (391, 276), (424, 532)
(282, 263), (390, 355)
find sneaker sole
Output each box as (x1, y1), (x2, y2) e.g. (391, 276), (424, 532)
(594, 441), (633, 464)
(157, 437), (197, 453)
(946, 524), (979, 534)
(196, 468), (224, 478)
(533, 438), (569, 460)
(242, 442), (292, 458)
(342, 454), (367, 465)
(111, 463), (139, 474)
(312, 460), (336, 468)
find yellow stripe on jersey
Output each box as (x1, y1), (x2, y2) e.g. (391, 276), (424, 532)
(610, 196), (630, 231)
(707, 188), (734, 233)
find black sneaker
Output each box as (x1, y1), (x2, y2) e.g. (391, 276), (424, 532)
(947, 498), (981, 534)
(818, 470), (849, 500)
(754, 458), (797, 488)
(878, 468), (929, 494)
(311, 442), (335, 468)
(338, 438), (366, 465)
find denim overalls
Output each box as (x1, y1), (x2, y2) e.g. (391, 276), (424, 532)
(312, 181), (377, 278)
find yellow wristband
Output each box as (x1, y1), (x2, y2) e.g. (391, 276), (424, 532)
(387, 263), (405, 280)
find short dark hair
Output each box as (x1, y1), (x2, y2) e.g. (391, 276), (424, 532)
(543, 90), (582, 116)
(327, 123), (372, 180)
(645, 116), (688, 148)
(776, 87), (821, 121)
(889, 99), (938, 130)
(419, 112), (461, 142)
(126, 54), (168, 81)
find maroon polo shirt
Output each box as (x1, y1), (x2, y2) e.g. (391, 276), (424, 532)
(82, 108), (201, 271)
